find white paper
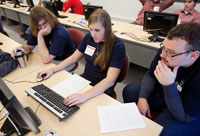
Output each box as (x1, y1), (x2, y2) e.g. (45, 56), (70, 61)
(51, 74), (91, 98)
(97, 103), (146, 133)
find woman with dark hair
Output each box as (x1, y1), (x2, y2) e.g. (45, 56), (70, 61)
(11, 6), (76, 71)
(38, 9), (126, 106)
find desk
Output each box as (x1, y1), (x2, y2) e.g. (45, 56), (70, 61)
(0, 31), (163, 136)
(0, 3), (161, 68)
(3, 67), (163, 136)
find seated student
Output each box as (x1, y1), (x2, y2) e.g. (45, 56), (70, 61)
(135, 0), (175, 25)
(123, 23), (200, 135)
(173, 0), (200, 24)
(11, 6), (76, 71)
(62, 0), (83, 15)
(38, 9), (125, 106)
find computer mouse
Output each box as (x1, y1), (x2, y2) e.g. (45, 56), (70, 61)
(45, 130), (58, 136)
(37, 73), (47, 82)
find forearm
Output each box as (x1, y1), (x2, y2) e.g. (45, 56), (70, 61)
(37, 34), (52, 63)
(52, 50), (82, 73)
(82, 67), (120, 101)
(21, 45), (34, 54)
(83, 77), (116, 101)
(139, 72), (156, 99)
(62, 1), (71, 12)
(163, 83), (194, 122)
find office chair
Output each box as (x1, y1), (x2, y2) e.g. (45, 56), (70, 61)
(111, 53), (130, 99)
(67, 28), (84, 73)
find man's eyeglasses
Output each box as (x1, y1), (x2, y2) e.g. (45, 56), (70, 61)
(160, 43), (194, 58)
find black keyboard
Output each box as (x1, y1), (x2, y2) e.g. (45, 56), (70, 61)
(58, 15), (68, 18)
(25, 84), (79, 121)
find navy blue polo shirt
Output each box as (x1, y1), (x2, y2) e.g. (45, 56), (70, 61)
(27, 24), (76, 60)
(78, 33), (125, 85)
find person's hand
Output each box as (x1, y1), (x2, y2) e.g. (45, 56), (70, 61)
(154, 60), (179, 86)
(137, 98), (151, 118)
(10, 46), (25, 58)
(37, 68), (54, 80)
(64, 93), (88, 106)
(38, 24), (52, 36)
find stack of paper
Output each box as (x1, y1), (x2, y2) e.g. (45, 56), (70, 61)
(97, 103), (146, 133)
(51, 74), (91, 98)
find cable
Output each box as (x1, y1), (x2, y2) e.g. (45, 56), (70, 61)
(0, 106), (5, 113)
(120, 32), (150, 42)
(35, 104), (41, 115)
(0, 112), (8, 122)
(3, 79), (38, 84)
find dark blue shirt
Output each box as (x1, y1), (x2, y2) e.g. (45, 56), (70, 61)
(78, 33), (125, 85)
(140, 48), (200, 123)
(27, 24), (76, 60)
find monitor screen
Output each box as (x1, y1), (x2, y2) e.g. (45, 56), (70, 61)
(0, 78), (41, 135)
(26, 0), (34, 11)
(12, 0), (20, 8)
(143, 11), (179, 37)
(83, 5), (103, 20)
(43, 1), (59, 17)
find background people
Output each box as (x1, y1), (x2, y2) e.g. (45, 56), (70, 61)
(135, 0), (175, 25)
(62, 0), (83, 15)
(174, 0), (200, 24)
(37, 9), (125, 106)
(123, 23), (200, 135)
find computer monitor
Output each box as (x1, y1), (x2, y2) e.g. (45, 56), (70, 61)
(26, 0), (34, 11)
(83, 5), (103, 20)
(12, 0), (20, 8)
(143, 11), (178, 42)
(43, 1), (67, 18)
(0, 78), (41, 136)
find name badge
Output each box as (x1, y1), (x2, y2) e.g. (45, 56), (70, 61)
(153, 6), (160, 11)
(84, 45), (96, 56)
(177, 84), (182, 92)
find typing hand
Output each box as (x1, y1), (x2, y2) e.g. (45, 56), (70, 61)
(137, 98), (151, 118)
(154, 61), (179, 86)
(64, 93), (87, 106)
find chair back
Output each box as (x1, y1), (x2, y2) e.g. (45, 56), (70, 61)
(67, 28), (84, 48)
(111, 53), (129, 99)
(66, 28), (84, 73)
(117, 53), (130, 82)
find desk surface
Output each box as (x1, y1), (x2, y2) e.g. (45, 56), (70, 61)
(4, 67), (163, 136)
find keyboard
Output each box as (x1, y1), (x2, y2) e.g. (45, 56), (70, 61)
(58, 15), (68, 18)
(25, 84), (79, 121)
